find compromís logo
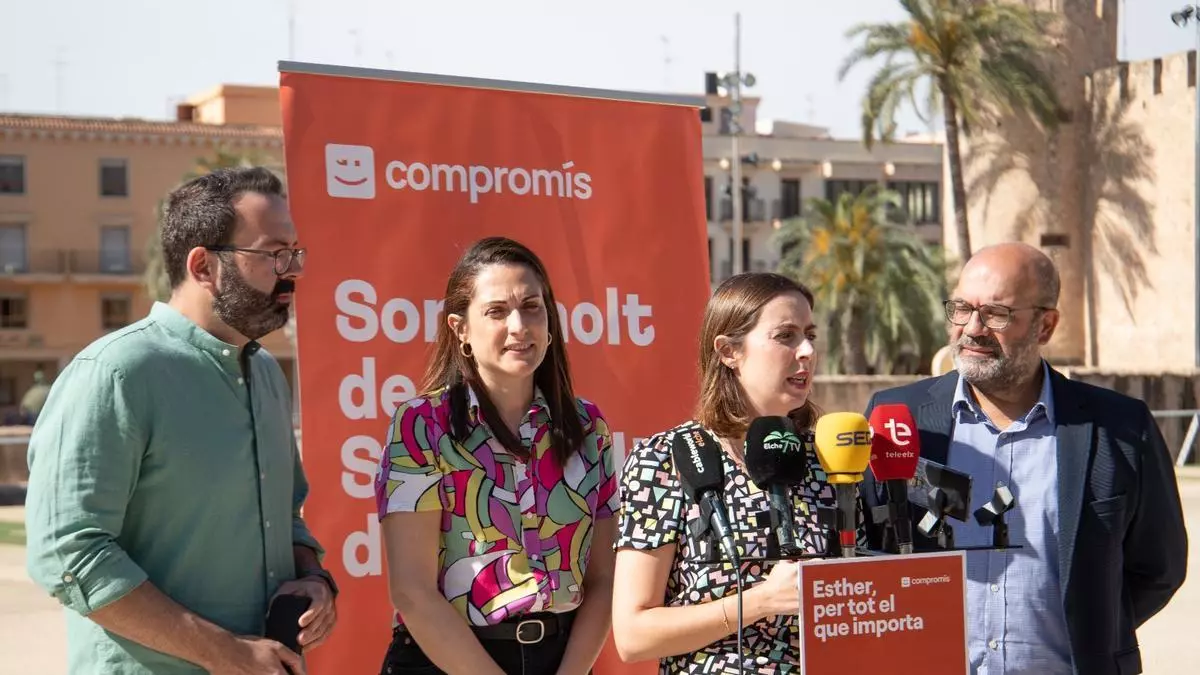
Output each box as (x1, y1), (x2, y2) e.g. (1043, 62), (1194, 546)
(325, 144), (376, 199)
(323, 143), (594, 204)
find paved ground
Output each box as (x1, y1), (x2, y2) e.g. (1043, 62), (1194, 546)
(3, 478), (1199, 674)
(0, 508), (66, 675)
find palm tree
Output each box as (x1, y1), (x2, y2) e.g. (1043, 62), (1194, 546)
(143, 146), (283, 301)
(838, 0), (1063, 267)
(774, 186), (947, 375)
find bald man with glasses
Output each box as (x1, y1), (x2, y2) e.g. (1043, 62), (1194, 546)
(860, 242), (1187, 675)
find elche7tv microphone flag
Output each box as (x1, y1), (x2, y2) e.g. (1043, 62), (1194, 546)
(745, 416), (811, 558)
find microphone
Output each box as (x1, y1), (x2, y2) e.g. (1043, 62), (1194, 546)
(813, 412), (873, 557)
(974, 485), (1017, 548)
(744, 416), (810, 558)
(672, 425), (751, 675)
(867, 404), (920, 554)
(909, 456), (973, 549)
(671, 426), (740, 566)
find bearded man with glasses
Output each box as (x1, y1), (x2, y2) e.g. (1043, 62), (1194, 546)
(858, 242), (1187, 675)
(24, 166), (336, 675)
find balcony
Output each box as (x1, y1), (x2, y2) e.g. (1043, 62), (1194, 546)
(717, 197), (768, 223)
(0, 251), (70, 282)
(67, 249), (146, 284)
(714, 258), (774, 283)
(771, 198), (804, 221)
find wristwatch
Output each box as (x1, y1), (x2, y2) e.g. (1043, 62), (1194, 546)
(300, 568), (339, 598)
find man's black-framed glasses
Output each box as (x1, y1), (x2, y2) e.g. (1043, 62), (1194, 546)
(205, 246), (306, 275)
(943, 300), (1055, 331)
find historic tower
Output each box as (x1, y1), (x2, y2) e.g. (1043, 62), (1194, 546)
(961, 0), (1122, 364)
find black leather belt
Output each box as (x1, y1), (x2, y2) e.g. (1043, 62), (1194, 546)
(395, 611), (572, 646)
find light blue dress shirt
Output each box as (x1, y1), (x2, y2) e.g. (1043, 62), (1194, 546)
(948, 361), (1073, 675)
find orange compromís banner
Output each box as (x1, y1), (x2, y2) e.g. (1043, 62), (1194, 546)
(279, 61), (710, 675)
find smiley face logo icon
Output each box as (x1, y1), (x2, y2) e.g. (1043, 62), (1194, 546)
(325, 144), (376, 199)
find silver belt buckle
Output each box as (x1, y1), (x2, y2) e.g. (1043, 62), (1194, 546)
(515, 619), (545, 644)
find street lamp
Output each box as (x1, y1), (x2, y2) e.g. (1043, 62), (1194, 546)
(1172, 4), (1200, 368)
(718, 12), (755, 276)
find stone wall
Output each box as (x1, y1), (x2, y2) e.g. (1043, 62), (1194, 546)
(2, 366), (1196, 489)
(1064, 368), (1200, 464)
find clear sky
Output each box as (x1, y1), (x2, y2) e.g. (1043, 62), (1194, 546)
(0, 0), (1194, 139)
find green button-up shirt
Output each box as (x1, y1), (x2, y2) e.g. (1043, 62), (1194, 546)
(24, 301), (323, 674)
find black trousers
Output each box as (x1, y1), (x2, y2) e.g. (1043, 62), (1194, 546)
(380, 611), (577, 675)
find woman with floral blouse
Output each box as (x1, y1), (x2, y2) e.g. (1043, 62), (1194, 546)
(612, 272), (835, 674)
(372, 237), (618, 675)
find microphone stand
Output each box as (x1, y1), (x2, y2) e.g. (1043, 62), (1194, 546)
(917, 488), (956, 550)
(973, 486), (1017, 549)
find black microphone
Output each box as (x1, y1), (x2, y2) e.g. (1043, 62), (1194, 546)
(744, 416), (809, 557)
(671, 426), (740, 566)
(909, 456), (972, 549)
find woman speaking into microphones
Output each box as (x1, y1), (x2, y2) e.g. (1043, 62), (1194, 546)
(612, 272), (835, 674)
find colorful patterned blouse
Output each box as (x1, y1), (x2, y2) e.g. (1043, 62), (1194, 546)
(616, 422), (836, 675)
(375, 385), (619, 627)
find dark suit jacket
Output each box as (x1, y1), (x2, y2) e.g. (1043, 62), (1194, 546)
(860, 367), (1188, 675)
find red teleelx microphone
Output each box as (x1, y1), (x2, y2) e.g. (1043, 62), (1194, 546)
(867, 404), (921, 555)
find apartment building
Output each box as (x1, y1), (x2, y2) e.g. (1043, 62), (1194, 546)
(697, 73), (946, 286)
(0, 85), (288, 420)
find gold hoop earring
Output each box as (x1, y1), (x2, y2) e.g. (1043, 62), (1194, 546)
(547, 333), (553, 346)
(459, 341), (473, 358)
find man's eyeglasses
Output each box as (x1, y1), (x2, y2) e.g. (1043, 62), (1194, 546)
(205, 246), (306, 275)
(943, 300), (1055, 331)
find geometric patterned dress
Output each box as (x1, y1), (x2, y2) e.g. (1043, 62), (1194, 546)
(616, 421), (835, 674)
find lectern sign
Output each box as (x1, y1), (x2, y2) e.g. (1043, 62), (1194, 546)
(797, 551), (968, 674)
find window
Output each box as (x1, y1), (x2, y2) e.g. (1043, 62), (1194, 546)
(101, 295), (132, 329)
(100, 158), (129, 197)
(0, 376), (14, 406)
(100, 225), (131, 273)
(0, 295), (27, 328)
(824, 179), (873, 202)
(780, 179), (802, 219)
(888, 181), (941, 224)
(0, 224), (26, 273)
(0, 156), (24, 195)
(707, 237), (713, 281)
(704, 176), (713, 221)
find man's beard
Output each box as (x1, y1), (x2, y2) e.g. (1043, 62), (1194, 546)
(212, 264), (294, 341)
(952, 323), (1041, 392)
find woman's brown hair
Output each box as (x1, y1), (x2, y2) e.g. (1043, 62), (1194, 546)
(421, 236), (583, 466)
(694, 272), (820, 439)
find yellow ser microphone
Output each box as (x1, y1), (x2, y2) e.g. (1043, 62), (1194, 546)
(814, 412), (873, 557)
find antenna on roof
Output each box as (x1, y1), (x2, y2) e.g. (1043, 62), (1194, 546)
(660, 35), (673, 89)
(53, 48), (67, 112)
(288, 0), (297, 60)
(349, 28), (362, 64)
